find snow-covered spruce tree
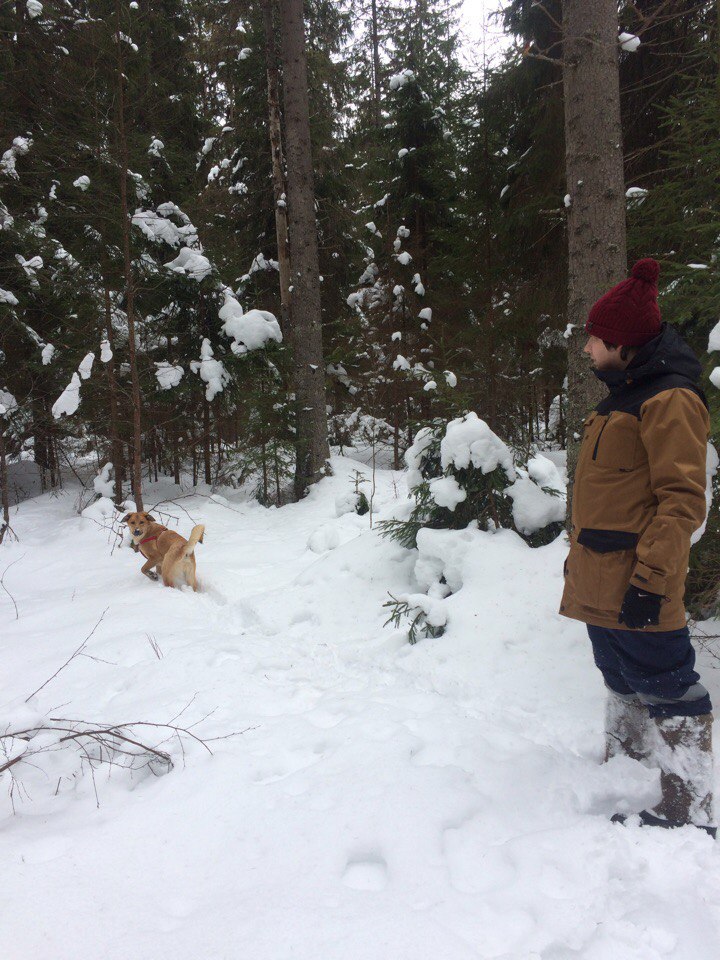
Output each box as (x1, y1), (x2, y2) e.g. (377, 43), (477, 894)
(187, 0), (354, 498)
(456, 15), (568, 446)
(336, 0), (468, 462)
(380, 412), (565, 550)
(0, 0), (205, 503)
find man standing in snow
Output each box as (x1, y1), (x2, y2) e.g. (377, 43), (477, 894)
(560, 258), (715, 837)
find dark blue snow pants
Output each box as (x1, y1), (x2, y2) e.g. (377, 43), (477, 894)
(587, 624), (712, 718)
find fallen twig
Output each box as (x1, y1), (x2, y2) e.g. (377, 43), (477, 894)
(0, 555), (23, 620)
(25, 607), (109, 703)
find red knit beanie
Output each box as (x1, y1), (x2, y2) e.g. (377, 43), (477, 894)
(585, 259), (662, 347)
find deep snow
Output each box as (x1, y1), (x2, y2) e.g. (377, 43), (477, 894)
(2, 455), (719, 960)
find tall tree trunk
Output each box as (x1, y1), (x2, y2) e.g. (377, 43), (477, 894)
(203, 398), (212, 486)
(370, 0), (382, 127)
(114, 0), (144, 510)
(278, 0), (330, 498)
(173, 422), (180, 486)
(32, 395), (50, 490)
(562, 0), (627, 518)
(262, 0), (291, 335)
(103, 285), (125, 504)
(0, 425), (12, 545)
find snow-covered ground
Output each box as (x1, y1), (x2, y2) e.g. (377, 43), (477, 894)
(2, 454), (720, 960)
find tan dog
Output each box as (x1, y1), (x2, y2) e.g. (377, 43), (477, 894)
(123, 512), (205, 591)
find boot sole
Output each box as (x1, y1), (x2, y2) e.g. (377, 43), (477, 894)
(611, 811), (716, 839)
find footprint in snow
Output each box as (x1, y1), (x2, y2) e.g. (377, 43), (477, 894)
(341, 853), (389, 891)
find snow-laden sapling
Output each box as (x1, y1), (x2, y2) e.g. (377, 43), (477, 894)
(352, 470), (370, 515)
(380, 412), (566, 549)
(379, 413), (566, 644)
(379, 413), (515, 549)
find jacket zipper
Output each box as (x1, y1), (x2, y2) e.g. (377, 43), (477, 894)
(592, 414), (611, 461)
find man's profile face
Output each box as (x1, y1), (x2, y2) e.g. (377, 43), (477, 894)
(583, 335), (626, 371)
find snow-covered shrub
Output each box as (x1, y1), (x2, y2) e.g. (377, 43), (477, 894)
(380, 412), (565, 549)
(380, 413), (515, 548)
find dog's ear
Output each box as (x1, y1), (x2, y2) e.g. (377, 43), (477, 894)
(122, 513), (132, 524)
(145, 514), (156, 522)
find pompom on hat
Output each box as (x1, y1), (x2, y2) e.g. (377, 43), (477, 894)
(585, 258), (662, 347)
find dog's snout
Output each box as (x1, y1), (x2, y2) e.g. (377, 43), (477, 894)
(134, 529), (142, 536)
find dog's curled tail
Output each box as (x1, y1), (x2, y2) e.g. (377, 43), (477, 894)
(184, 524), (205, 557)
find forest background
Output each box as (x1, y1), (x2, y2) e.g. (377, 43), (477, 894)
(1, 0), (719, 609)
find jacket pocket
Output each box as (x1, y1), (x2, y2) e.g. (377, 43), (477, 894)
(576, 529), (638, 614)
(592, 414), (638, 471)
(577, 528), (639, 553)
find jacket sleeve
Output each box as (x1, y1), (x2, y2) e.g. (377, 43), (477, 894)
(630, 388), (709, 597)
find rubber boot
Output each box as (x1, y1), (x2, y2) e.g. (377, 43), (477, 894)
(604, 689), (648, 762)
(612, 713), (716, 837)
(647, 713), (715, 834)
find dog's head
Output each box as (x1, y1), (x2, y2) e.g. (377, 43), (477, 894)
(122, 511), (157, 540)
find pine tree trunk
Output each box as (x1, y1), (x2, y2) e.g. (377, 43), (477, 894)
(562, 0), (627, 518)
(278, 0), (330, 498)
(262, 0), (292, 335)
(203, 398), (212, 486)
(32, 396), (50, 490)
(371, 0), (382, 126)
(0, 425), (11, 545)
(103, 285), (125, 504)
(114, 0), (144, 511)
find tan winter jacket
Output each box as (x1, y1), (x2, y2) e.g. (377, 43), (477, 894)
(560, 325), (710, 631)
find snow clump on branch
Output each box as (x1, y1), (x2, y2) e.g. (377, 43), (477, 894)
(0, 389), (17, 418)
(1, 136), (32, 179)
(389, 69), (415, 91)
(155, 361), (184, 391)
(190, 339), (229, 402)
(164, 247), (212, 281)
(52, 373), (81, 419)
(619, 32), (641, 52)
(440, 412), (515, 480)
(218, 290), (281, 355)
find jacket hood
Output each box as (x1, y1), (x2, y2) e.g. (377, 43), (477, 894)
(594, 323), (702, 390)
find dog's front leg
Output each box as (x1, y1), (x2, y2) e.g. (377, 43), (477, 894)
(141, 557), (159, 581)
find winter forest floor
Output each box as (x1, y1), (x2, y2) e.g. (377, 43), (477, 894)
(2, 454), (720, 960)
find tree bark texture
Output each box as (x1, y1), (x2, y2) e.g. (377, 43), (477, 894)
(0, 426), (11, 544)
(262, 0), (292, 337)
(278, 0), (331, 498)
(115, 0), (144, 510)
(371, 0), (382, 126)
(562, 0), (627, 515)
(103, 285), (125, 504)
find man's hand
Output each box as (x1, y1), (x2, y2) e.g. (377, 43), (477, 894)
(618, 584), (663, 629)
